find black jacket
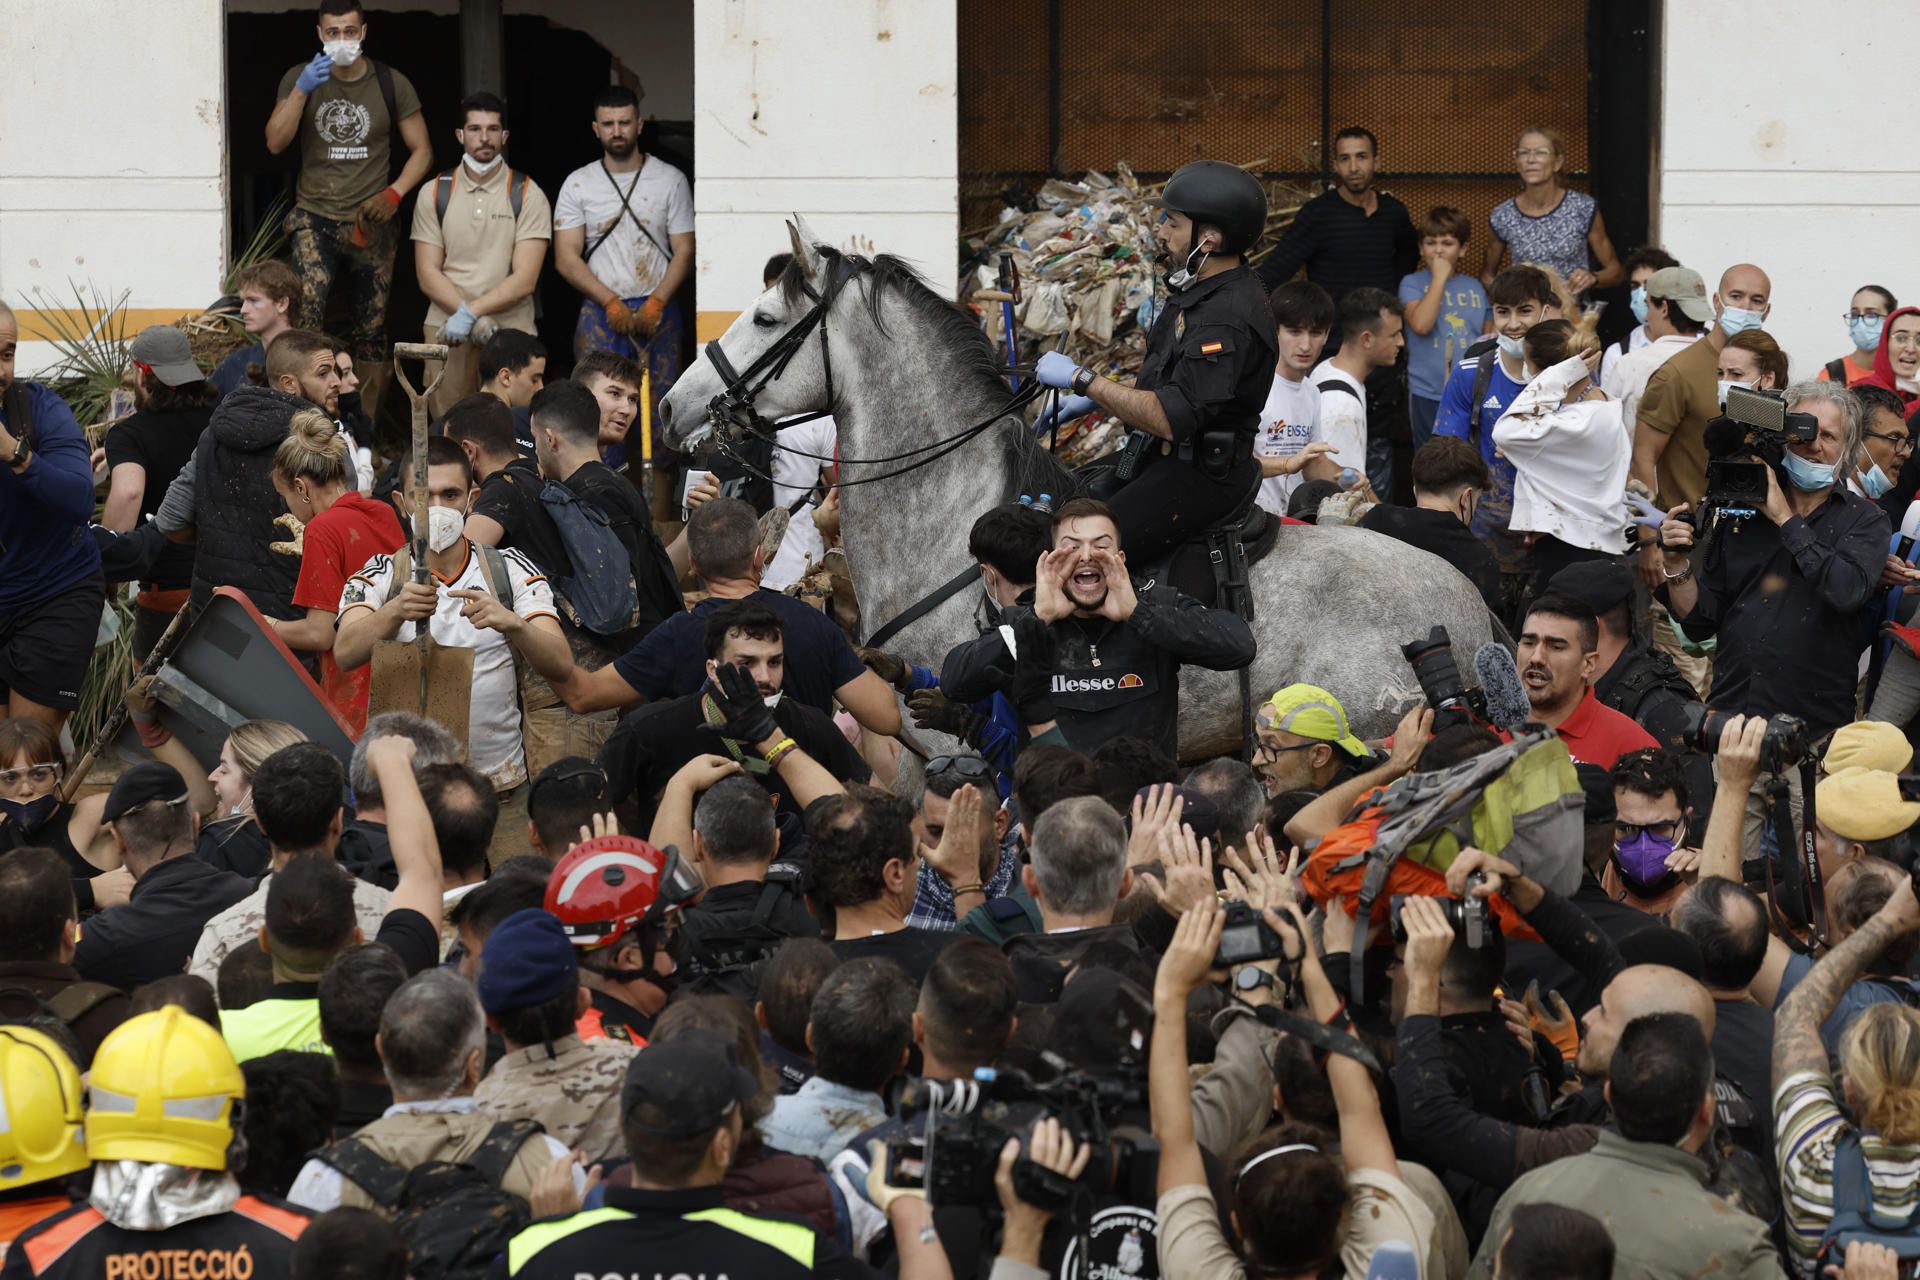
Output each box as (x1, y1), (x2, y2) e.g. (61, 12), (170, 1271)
(2, 1196), (310, 1280)
(942, 583), (1255, 760)
(73, 855), (255, 992)
(678, 870), (819, 997)
(189, 385), (307, 619)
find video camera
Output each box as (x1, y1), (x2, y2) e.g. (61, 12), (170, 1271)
(885, 1054), (1150, 1211)
(1677, 706), (1807, 775)
(1697, 387), (1818, 527)
(1401, 625), (1488, 731)
(1387, 871), (1492, 950)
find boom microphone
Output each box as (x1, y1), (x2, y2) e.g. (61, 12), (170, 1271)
(1473, 643), (1533, 731)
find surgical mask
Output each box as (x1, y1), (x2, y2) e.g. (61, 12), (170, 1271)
(1850, 314), (1885, 352)
(1863, 462), (1895, 500)
(1782, 450), (1836, 492)
(427, 505), (465, 554)
(1496, 333), (1525, 360)
(1719, 306), (1764, 337)
(1613, 831), (1679, 897)
(321, 39), (363, 66)
(465, 152), (504, 175)
(1716, 379), (1752, 408)
(1629, 285), (1649, 326)
(1167, 245), (1210, 292)
(762, 691), (784, 710)
(0, 794), (58, 830)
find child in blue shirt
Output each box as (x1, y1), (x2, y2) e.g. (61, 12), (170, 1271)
(1399, 206), (1489, 449)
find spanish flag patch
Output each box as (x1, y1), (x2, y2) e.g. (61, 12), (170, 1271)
(1199, 340), (1224, 355)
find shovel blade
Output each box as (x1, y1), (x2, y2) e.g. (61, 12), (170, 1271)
(368, 640), (475, 751)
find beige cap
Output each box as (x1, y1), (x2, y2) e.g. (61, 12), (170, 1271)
(1825, 721), (1914, 775)
(1816, 767), (1920, 843)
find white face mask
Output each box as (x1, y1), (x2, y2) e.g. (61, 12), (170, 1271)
(762, 691), (783, 710)
(322, 39), (363, 66)
(465, 152), (504, 175)
(427, 505), (465, 554)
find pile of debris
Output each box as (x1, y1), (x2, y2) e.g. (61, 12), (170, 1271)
(960, 162), (1312, 465)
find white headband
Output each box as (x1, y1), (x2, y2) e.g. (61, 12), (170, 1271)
(1235, 1142), (1320, 1185)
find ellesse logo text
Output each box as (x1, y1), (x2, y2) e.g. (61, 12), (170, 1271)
(1052, 673), (1145, 693)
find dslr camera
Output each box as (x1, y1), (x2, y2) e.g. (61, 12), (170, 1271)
(1696, 387), (1818, 527)
(1388, 871), (1491, 950)
(1401, 625), (1488, 731)
(1678, 705), (1807, 774)
(1213, 900), (1294, 967)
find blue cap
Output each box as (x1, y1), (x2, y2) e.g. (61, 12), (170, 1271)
(476, 908), (578, 1015)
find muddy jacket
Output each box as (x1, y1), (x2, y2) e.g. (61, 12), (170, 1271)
(188, 385), (306, 619)
(474, 1033), (637, 1167)
(942, 582), (1254, 759)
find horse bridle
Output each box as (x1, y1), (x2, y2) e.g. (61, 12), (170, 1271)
(698, 253), (1047, 488)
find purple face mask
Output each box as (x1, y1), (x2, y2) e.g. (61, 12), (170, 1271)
(1613, 829), (1679, 896)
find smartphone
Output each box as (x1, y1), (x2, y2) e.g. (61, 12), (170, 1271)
(883, 1137), (926, 1189)
(679, 467), (713, 521)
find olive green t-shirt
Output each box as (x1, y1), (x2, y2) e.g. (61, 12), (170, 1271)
(276, 59), (422, 223)
(1636, 330), (1720, 510)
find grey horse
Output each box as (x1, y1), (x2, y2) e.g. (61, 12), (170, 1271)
(658, 223), (1495, 753)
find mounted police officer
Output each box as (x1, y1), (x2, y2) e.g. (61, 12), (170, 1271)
(1034, 160), (1277, 566)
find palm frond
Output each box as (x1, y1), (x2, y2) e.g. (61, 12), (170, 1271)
(23, 281), (131, 427)
(224, 191), (293, 293)
(71, 593), (136, 761)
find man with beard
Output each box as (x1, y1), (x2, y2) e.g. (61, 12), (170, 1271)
(335, 436), (572, 837)
(1032, 161), (1277, 566)
(411, 91), (552, 415)
(551, 84), (693, 454)
(942, 498), (1255, 760)
(1255, 126), (1419, 305)
(1517, 594), (1657, 769)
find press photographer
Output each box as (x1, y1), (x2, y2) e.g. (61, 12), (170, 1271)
(1657, 380), (1890, 856)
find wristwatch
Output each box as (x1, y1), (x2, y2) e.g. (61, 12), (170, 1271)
(5, 437), (29, 469)
(1233, 966), (1278, 993)
(1070, 365), (1097, 396)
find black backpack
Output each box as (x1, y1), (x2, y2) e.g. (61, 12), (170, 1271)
(318, 1120), (541, 1280)
(1462, 335), (1503, 442)
(679, 867), (805, 1000)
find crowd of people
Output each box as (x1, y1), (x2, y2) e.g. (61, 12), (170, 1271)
(6, 3), (1920, 1277)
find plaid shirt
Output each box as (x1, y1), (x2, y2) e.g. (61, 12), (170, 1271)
(906, 834), (1022, 932)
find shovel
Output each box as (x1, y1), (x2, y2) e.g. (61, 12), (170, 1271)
(368, 342), (474, 749)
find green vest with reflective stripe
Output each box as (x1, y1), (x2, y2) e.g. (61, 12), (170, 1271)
(504, 1202), (817, 1274)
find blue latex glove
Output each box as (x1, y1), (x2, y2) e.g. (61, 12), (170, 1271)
(1034, 350), (1082, 390)
(295, 52), (334, 94)
(1625, 490), (1668, 530)
(444, 303), (477, 342)
(1036, 394), (1096, 432)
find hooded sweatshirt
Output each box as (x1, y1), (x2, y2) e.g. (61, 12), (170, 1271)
(1862, 304), (1920, 403)
(188, 385), (306, 619)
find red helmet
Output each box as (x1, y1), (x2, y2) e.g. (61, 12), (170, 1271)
(545, 836), (704, 950)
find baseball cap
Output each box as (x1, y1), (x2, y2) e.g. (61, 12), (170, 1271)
(1132, 785), (1219, 841)
(1257, 684), (1367, 760)
(127, 326), (206, 388)
(1824, 721), (1914, 775)
(1546, 559), (1636, 617)
(1046, 967), (1152, 1074)
(1817, 767), (1920, 843)
(1644, 267), (1714, 324)
(475, 908), (578, 1015)
(621, 1029), (759, 1137)
(102, 763), (190, 824)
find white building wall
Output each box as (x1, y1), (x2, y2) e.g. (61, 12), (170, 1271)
(690, 0), (959, 338)
(1, 0), (228, 377)
(1658, 1), (1914, 382)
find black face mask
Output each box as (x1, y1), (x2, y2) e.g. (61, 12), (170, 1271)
(337, 390), (364, 418)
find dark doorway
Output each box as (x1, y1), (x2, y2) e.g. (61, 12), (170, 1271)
(226, 10), (694, 440)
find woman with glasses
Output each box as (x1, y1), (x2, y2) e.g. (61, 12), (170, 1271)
(1481, 127), (1622, 296)
(1819, 285), (1898, 388)
(1860, 305), (1920, 407)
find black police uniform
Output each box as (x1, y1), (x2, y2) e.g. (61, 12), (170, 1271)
(678, 864), (819, 1000)
(489, 1185), (875, 1279)
(2, 1195), (310, 1280)
(1593, 632), (1714, 808)
(941, 582), (1255, 761)
(1105, 264), (1278, 566)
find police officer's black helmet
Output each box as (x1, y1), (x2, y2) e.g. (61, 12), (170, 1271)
(1153, 160), (1268, 257)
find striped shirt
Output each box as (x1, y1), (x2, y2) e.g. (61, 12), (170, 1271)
(1775, 1069), (1920, 1276)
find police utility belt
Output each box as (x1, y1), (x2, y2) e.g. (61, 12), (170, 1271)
(1111, 426), (1246, 482)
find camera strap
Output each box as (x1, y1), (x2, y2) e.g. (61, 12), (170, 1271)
(1254, 1004), (1385, 1077)
(1797, 755), (1827, 947)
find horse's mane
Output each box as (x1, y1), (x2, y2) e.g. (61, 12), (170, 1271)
(780, 243), (1075, 503)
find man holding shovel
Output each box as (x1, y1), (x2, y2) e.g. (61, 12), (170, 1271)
(334, 435), (571, 856)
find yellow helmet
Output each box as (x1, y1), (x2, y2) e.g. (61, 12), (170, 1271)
(85, 1008), (244, 1170)
(0, 1026), (87, 1190)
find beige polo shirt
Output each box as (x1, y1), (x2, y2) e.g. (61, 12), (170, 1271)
(411, 162), (553, 335)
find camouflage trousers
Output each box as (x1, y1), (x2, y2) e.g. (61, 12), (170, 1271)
(285, 205), (399, 364)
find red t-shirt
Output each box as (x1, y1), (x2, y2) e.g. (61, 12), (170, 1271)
(1553, 686), (1658, 769)
(292, 491), (404, 733)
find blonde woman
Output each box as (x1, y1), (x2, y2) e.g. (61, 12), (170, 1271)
(1482, 127), (1622, 294)
(268, 409), (403, 733)
(199, 719), (309, 877)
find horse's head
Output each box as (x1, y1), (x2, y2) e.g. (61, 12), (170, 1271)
(659, 218), (843, 454)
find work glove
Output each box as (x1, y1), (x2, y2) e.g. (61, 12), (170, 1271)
(1007, 613), (1059, 727)
(1033, 350), (1082, 391)
(296, 53), (334, 94)
(908, 688), (988, 749)
(602, 297), (640, 335)
(707, 662), (779, 747)
(635, 295), (668, 338)
(856, 646), (912, 691)
(1035, 394), (1095, 433)
(444, 303), (477, 343)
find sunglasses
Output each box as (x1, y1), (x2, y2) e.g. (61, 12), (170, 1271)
(927, 756), (994, 783)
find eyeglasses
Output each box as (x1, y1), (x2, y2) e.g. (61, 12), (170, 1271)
(1866, 428), (1915, 455)
(927, 755), (994, 783)
(1514, 147), (1554, 160)
(1846, 311), (1890, 322)
(1614, 819), (1683, 842)
(0, 764), (61, 789)
(1253, 740), (1320, 763)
